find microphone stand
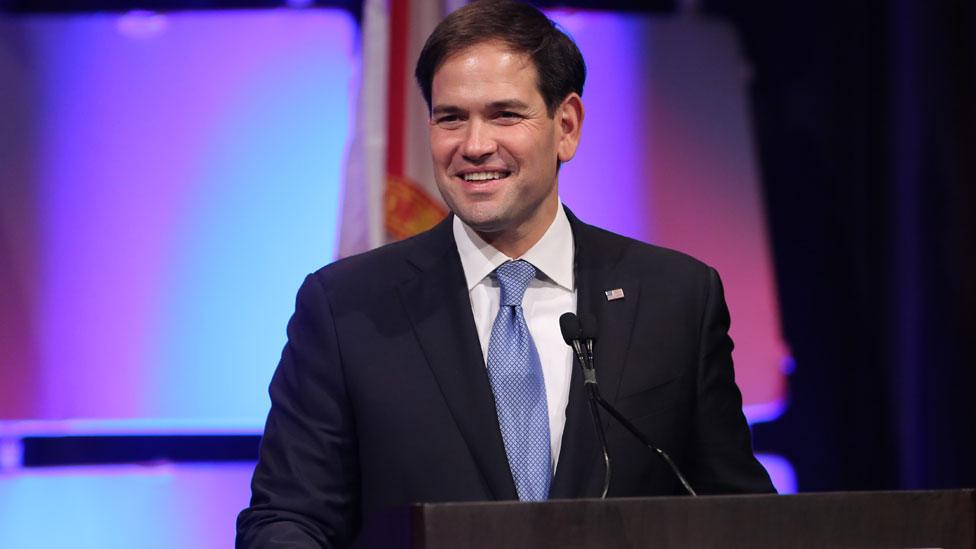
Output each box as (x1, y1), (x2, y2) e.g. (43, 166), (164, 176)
(561, 312), (697, 498)
(578, 338), (697, 497)
(570, 338), (611, 499)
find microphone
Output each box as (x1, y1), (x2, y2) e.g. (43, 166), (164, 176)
(560, 312), (611, 498)
(559, 312), (698, 497)
(560, 313), (595, 385)
(580, 312), (597, 377)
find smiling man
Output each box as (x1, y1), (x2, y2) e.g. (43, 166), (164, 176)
(237, 1), (773, 547)
(426, 39), (581, 258)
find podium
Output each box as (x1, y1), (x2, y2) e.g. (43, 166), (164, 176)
(354, 489), (975, 548)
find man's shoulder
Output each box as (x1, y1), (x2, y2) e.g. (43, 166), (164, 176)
(307, 219), (453, 298)
(573, 217), (715, 280)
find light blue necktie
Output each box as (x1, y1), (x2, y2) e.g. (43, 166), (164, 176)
(486, 260), (552, 501)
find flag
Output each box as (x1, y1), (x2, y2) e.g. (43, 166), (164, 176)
(339, 0), (465, 256)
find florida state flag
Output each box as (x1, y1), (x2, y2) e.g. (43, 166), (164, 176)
(339, 0), (466, 256)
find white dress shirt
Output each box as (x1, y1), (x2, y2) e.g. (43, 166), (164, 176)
(452, 202), (576, 470)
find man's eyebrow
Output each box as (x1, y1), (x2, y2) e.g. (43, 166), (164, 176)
(431, 99), (532, 116)
(488, 99), (531, 111)
(430, 105), (464, 116)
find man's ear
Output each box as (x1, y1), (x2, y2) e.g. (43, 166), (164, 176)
(556, 93), (584, 163)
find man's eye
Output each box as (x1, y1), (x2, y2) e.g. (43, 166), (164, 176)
(493, 111), (524, 124)
(435, 115), (462, 127)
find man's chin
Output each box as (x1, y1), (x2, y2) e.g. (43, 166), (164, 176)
(454, 209), (510, 235)
(458, 216), (506, 234)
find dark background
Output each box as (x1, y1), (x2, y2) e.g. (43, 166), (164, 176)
(4, 0), (973, 492)
(714, 0), (976, 492)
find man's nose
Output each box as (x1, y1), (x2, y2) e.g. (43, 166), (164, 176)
(460, 120), (496, 162)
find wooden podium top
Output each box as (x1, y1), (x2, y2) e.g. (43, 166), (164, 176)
(355, 489), (976, 549)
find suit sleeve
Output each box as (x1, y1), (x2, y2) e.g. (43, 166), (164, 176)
(687, 266), (776, 494)
(236, 274), (360, 548)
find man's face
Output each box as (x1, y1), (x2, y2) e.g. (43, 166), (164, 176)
(429, 41), (581, 246)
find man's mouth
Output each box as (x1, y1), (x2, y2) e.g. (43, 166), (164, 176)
(459, 171), (510, 182)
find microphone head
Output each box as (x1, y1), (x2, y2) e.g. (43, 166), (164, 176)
(559, 312), (583, 345)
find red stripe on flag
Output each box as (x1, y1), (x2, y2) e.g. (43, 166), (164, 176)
(386, 0), (409, 177)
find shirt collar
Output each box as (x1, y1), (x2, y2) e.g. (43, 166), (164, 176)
(453, 201), (575, 292)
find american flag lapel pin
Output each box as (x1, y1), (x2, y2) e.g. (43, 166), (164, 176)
(605, 288), (625, 301)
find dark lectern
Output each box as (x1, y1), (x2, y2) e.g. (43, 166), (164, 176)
(354, 489), (975, 548)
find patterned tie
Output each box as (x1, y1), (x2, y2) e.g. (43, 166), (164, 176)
(486, 260), (552, 501)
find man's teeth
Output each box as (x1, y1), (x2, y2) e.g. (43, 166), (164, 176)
(461, 171), (507, 181)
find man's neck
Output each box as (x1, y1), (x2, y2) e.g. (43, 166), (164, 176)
(474, 199), (559, 259)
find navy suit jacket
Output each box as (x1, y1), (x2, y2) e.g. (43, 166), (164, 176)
(237, 209), (774, 548)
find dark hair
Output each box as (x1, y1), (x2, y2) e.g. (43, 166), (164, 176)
(414, 0), (586, 117)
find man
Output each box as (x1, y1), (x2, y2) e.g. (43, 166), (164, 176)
(237, 1), (774, 547)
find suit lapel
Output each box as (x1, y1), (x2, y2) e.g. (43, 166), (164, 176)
(550, 210), (641, 499)
(396, 217), (518, 500)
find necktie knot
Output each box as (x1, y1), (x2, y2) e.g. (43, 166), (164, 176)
(494, 260), (536, 307)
